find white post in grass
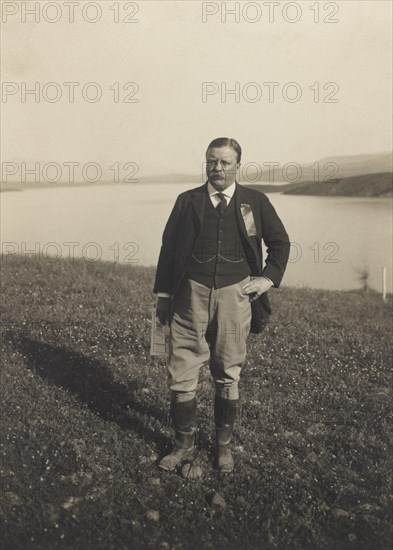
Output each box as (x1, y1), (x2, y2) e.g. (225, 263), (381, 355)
(382, 267), (387, 302)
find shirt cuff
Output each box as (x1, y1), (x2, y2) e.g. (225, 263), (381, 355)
(156, 292), (171, 298)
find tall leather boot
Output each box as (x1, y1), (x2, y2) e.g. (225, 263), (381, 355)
(158, 397), (196, 471)
(214, 395), (238, 473)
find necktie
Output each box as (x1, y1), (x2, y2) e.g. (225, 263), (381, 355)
(216, 192), (227, 216)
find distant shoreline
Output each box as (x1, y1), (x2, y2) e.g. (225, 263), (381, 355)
(2, 172), (392, 198)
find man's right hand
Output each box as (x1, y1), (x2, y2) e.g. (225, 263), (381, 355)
(156, 296), (171, 325)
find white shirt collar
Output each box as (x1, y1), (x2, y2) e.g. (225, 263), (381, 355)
(207, 180), (237, 199)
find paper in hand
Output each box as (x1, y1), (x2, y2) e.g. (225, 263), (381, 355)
(150, 306), (170, 356)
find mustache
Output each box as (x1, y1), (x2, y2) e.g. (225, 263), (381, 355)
(209, 172), (236, 178)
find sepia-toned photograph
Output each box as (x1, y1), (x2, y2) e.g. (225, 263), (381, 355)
(1, 1), (392, 549)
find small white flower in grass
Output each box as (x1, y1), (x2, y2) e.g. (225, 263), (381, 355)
(146, 510), (160, 522)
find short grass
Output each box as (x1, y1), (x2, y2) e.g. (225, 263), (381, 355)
(1, 256), (392, 550)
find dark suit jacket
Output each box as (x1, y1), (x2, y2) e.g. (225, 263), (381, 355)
(153, 182), (290, 333)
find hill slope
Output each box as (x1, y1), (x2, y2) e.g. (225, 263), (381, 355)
(283, 172), (392, 197)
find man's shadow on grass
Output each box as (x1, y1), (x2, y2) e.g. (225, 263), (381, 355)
(7, 331), (175, 453)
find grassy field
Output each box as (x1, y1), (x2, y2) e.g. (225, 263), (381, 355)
(1, 256), (392, 550)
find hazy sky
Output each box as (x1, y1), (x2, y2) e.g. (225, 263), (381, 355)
(2, 0), (392, 178)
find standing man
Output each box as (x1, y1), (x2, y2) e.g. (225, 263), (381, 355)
(153, 138), (290, 473)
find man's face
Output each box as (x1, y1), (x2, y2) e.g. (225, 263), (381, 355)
(206, 146), (240, 190)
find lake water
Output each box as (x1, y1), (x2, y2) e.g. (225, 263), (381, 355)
(1, 183), (392, 293)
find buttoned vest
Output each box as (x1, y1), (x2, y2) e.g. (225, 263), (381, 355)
(185, 191), (251, 288)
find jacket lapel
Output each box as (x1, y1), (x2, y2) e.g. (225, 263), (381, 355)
(191, 182), (207, 229)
